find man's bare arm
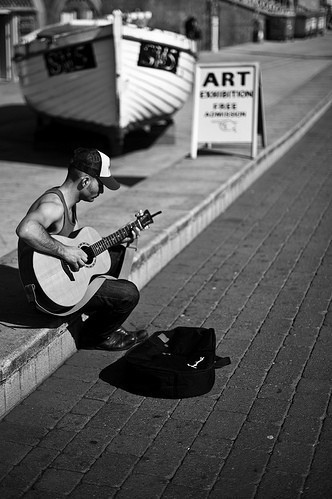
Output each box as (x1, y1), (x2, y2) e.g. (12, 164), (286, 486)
(16, 199), (87, 270)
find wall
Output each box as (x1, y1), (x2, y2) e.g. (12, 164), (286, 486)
(42, 0), (101, 24)
(98, 0), (260, 49)
(217, 1), (259, 47)
(34, 0), (327, 50)
(297, 0), (322, 10)
(101, 0), (211, 48)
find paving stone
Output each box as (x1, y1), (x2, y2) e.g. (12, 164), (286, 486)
(214, 386), (257, 414)
(0, 482), (30, 498)
(203, 410), (246, 440)
(227, 365), (267, 389)
(0, 447), (59, 493)
(302, 471), (332, 498)
(258, 380), (296, 400)
(287, 392), (330, 419)
(151, 418), (202, 451)
(38, 428), (76, 451)
(51, 426), (117, 472)
(83, 452), (137, 488)
(55, 413), (91, 432)
(267, 440), (315, 475)
(308, 440), (332, 473)
(163, 483), (209, 499)
(0, 463), (12, 482)
(52, 363), (102, 383)
(32, 468), (83, 494)
(303, 342), (332, 380)
(0, 440), (32, 467)
(65, 349), (114, 369)
(240, 343), (277, 371)
(4, 391), (78, 429)
(133, 446), (186, 479)
(217, 447), (269, 484)
(320, 415), (332, 441)
(171, 397), (215, 422)
(0, 420), (47, 446)
(37, 376), (94, 397)
(189, 434), (232, 459)
(255, 470), (305, 499)
(85, 402), (135, 430)
(119, 404), (170, 438)
(233, 420), (279, 452)
(105, 433), (153, 457)
(279, 416), (322, 445)
(296, 378), (331, 395)
(84, 379), (116, 401)
(210, 479), (257, 498)
(171, 451), (223, 489)
(69, 482), (118, 498)
(260, 360), (303, 393)
(116, 473), (167, 499)
(318, 323), (332, 346)
(70, 397), (104, 416)
(247, 397), (290, 425)
(108, 389), (144, 406)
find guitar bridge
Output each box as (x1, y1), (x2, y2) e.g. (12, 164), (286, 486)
(61, 260), (75, 281)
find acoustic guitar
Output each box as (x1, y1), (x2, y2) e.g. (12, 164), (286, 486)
(19, 209), (161, 314)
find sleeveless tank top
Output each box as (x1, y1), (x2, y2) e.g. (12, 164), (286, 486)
(43, 187), (77, 237)
(18, 187), (77, 265)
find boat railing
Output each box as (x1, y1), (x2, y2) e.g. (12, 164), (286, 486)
(106, 10), (153, 28)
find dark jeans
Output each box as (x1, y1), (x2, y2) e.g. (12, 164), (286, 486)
(80, 278), (140, 340)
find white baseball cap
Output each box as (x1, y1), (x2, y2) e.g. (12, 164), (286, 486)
(70, 147), (120, 190)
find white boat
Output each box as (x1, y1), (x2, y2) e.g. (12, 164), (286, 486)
(13, 10), (197, 153)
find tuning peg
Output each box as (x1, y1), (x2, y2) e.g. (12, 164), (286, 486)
(135, 209), (144, 217)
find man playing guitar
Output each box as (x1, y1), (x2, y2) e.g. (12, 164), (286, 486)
(16, 147), (148, 351)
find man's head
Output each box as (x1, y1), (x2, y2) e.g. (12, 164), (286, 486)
(69, 148), (120, 191)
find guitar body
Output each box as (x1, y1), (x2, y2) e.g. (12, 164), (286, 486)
(19, 210), (161, 314)
(31, 227), (111, 308)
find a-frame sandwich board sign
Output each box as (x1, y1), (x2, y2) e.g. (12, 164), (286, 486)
(190, 62), (266, 159)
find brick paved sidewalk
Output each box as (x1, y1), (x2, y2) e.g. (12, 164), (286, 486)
(0, 106), (331, 497)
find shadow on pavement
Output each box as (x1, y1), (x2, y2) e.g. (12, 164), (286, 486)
(0, 103), (172, 167)
(0, 265), (63, 329)
(99, 357), (130, 392)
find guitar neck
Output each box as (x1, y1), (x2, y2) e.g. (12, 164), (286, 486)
(90, 222), (136, 257)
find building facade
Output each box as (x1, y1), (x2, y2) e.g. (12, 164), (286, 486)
(0, 0), (101, 79)
(0, 0), (326, 81)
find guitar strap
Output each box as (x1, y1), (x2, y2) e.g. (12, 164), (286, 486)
(28, 242), (138, 317)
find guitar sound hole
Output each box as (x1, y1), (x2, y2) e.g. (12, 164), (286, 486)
(81, 245), (94, 265)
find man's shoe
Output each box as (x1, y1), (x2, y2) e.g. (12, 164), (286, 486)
(95, 327), (148, 351)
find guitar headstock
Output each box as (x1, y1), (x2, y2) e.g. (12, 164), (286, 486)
(135, 209), (162, 230)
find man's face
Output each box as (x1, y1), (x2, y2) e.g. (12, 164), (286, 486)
(82, 177), (104, 202)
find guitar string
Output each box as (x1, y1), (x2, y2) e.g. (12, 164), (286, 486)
(90, 223), (136, 256)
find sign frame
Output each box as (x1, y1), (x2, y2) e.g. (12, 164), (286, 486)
(190, 62), (266, 159)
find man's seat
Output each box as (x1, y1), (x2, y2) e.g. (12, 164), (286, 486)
(0, 250), (83, 419)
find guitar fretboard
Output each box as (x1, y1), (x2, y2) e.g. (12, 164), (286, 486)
(90, 222), (136, 256)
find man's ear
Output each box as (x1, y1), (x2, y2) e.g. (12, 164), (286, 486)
(79, 176), (90, 190)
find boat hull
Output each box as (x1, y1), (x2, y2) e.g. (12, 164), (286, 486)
(13, 16), (197, 151)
